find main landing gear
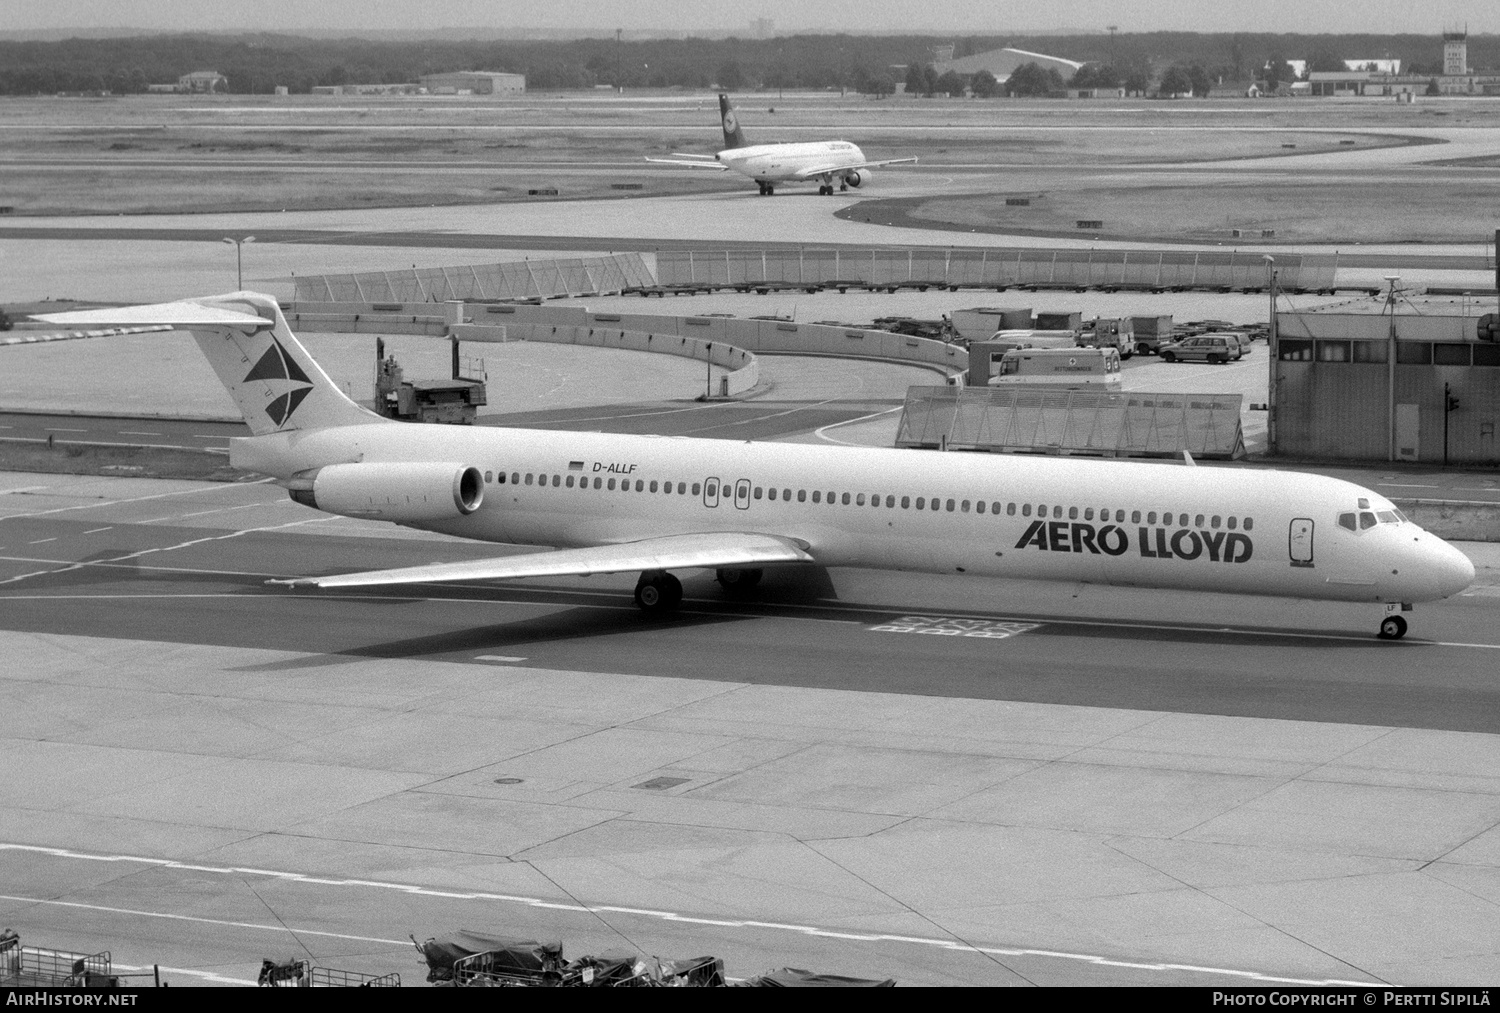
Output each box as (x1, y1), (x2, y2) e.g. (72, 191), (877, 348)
(1377, 603), (1411, 640)
(634, 570), (682, 616)
(632, 567), (767, 616)
(715, 567), (763, 597)
(757, 183), (776, 196)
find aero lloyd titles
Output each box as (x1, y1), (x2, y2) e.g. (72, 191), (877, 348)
(1015, 520), (1254, 564)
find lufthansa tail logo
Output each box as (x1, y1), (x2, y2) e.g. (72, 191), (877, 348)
(243, 336), (313, 426)
(722, 111), (738, 133)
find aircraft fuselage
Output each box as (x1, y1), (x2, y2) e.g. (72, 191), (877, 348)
(234, 422), (1475, 606)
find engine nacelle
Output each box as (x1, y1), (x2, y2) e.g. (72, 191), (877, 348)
(288, 462), (483, 522)
(844, 169), (871, 188)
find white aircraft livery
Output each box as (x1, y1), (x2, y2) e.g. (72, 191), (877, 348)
(646, 93), (916, 195)
(37, 293), (1476, 640)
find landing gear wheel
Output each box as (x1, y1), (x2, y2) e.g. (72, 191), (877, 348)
(1377, 615), (1408, 640)
(839, 182), (848, 191)
(758, 183), (770, 196)
(634, 571), (683, 616)
(716, 567), (763, 597)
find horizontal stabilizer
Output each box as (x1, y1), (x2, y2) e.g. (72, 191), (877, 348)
(32, 299), (273, 329)
(269, 531), (815, 589)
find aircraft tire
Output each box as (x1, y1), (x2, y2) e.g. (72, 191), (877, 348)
(716, 567), (764, 596)
(634, 571), (683, 615)
(1378, 615), (1407, 640)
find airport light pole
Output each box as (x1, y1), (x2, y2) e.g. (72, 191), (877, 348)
(1385, 274), (1401, 462)
(1263, 255), (1277, 453)
(222, 236), (256, 290)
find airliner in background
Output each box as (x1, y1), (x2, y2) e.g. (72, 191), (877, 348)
(646, 94), (917, 196)
(37, 294), (1476, 640)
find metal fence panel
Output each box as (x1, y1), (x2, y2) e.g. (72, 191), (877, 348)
(895, 387), (1244, 458)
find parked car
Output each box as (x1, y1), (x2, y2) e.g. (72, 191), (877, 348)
(1157, 333), (1244, 364)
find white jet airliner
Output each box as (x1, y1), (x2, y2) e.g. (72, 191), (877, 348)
(646, 94), (916, 196)
(37, 294), (1476, 640)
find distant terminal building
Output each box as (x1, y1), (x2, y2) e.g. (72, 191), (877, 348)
(310, 83), (423, 96)
(418, 71), (525, 95)
(146, 71), (228, 94)
(931, 46), (1083, 85)
(1272, 297), (1500, 463)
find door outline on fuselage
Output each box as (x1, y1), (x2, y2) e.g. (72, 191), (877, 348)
(1289, 517), (1315, 568)
(703, 478), (720, 508)
(734, 479), (751, 510)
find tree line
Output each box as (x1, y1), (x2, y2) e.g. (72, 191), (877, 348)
(0, 31), (1491, 96)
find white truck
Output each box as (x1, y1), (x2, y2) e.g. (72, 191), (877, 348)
(989, 346), (1123, 389)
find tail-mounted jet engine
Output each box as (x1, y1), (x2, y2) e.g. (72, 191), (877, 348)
(287, 462), (483, 522)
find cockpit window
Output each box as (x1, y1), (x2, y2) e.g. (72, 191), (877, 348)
(1377, 510), (1399, 524)
(1338, 512), (1357, 531)
(1359, 512), (1377, 529)
(1357, 498), (1370, 509)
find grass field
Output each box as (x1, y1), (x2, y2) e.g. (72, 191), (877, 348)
(0, 91), (1475, 222)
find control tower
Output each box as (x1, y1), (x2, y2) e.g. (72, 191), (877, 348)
(1443, 27), (1469, 77)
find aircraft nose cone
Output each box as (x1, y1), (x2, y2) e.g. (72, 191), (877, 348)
(1438, 539), (1477, 598)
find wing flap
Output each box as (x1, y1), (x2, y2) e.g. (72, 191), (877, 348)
(32, 299), (274, 329)
(269, 531), (814, 589)
(644, 157), (729, 170)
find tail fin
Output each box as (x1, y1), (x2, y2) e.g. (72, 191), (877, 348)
(719, 93), (747, 149)
(33, 291), (384, 437)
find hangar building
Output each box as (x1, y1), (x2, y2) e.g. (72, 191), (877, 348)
(1272, 297), (1500, 464)
(419, 71), (526, 94)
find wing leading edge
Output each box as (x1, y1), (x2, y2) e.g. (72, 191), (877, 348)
(268, 531), (815, 589)
(792, 156), (918, 181)
(644, 156), (729, 170)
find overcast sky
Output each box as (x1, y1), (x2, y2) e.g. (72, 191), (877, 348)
(2, 0), (1495, 35)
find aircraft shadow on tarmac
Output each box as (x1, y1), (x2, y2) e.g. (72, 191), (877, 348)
(231, 606), (753, 672)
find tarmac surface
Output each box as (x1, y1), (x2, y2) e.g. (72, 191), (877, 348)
(2, 472), (1499, 987)
(4, 98), (1500, 987)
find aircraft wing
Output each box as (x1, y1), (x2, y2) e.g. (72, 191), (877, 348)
(791, 156), (918, 180)
(644, 156), (729, 171)
(32, 300), (274, 329)
(268, 531), (814, 589)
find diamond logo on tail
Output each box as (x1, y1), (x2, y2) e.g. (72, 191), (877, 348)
(244, 336), (314, 427)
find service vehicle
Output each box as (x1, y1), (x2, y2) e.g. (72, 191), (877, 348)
(990, 346), (1123, 388)
(1157, 333), (1244, 364)
(1078, 317), (1134, 359)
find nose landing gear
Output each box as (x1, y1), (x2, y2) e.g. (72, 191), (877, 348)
(1377, 603), (1411, 640)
